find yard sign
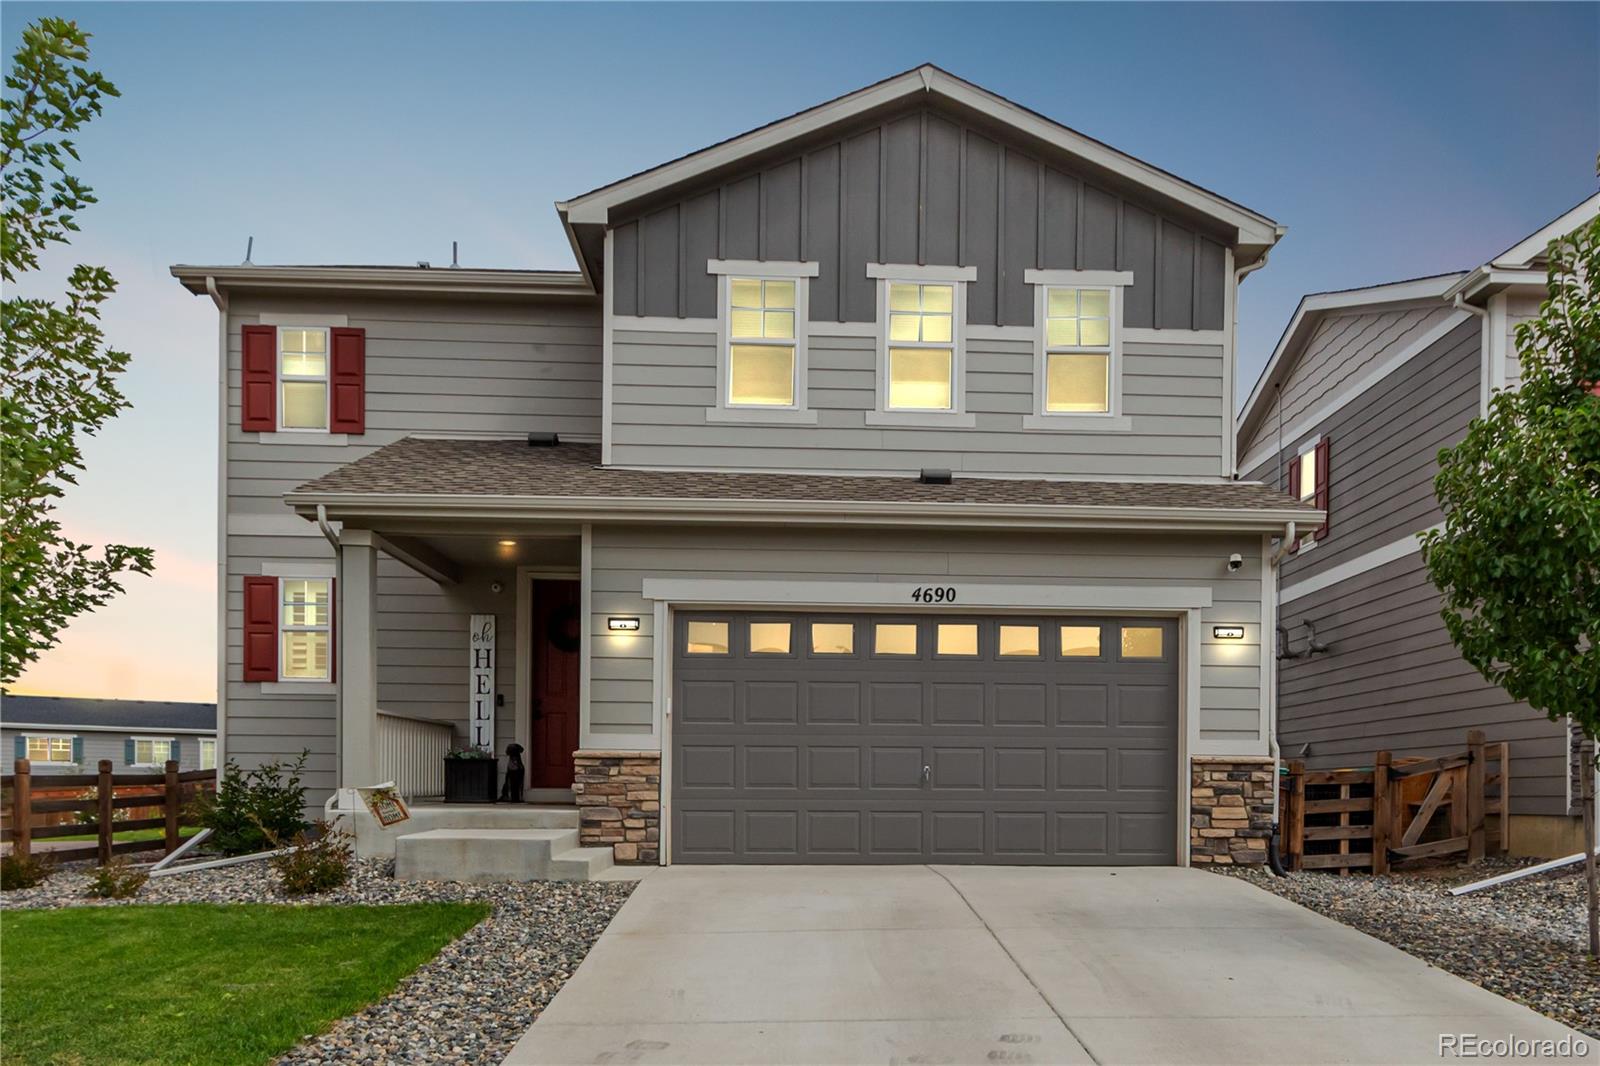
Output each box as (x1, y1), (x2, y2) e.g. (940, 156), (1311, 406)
(469, 614), (496, 751)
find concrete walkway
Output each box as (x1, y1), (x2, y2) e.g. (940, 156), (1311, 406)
(505, 866), (1595, 1065)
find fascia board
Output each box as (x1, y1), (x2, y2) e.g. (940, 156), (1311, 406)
(4, 722), (216, 736)
(1490, 193), (1600, 268)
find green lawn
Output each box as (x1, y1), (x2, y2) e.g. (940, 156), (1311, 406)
(0, 902), (490, 1066)
(45, 824), (204, 843)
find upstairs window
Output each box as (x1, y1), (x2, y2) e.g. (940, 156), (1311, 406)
(1024, 270), (1132, 430)
(1288, 437), (1331, 547)
(728, 279), (797, 406)
(279, 328), (329, 430)
(887, 282), (956, 410)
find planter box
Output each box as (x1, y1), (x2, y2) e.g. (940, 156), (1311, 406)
(443, 758), (498, 804)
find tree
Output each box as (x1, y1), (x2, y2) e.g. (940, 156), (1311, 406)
(1, 18), (152, 684)
(1421, 207), (1600, 955)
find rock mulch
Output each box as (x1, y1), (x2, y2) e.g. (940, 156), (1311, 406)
(1, 858), (637, 1064)
(1223, 859), (1600, 1039)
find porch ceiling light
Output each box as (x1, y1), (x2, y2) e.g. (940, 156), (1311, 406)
(608, 617), (641, 632)
(498, 540), (517, 547)
(1212, 625), (1245, 640)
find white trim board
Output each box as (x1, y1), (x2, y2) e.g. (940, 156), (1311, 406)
(1280, 524), (1442, 604)
(5, 723), (216, 737)
(641, 578), (1213, 611)
(1237, 311), (1471, 476)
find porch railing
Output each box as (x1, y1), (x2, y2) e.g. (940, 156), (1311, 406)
(376, 710), (454, 800)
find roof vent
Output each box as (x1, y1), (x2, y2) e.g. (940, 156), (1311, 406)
(527, 432), (560, 448)
(919, 468), (952, 485)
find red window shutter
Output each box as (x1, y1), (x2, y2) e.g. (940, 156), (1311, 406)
(329, 327), (366, 434)
(1287, 454), (1301, 500)
(1313, 438), (1331, 540)
(242, 576), (278, 682)
(241, 325), (277, 431)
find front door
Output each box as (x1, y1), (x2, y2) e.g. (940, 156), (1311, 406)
(529, 579), (581, 789)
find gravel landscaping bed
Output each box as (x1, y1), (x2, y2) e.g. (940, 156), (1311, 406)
(1222, 859), (1599, 1039)
(1, 858), (637, 1064)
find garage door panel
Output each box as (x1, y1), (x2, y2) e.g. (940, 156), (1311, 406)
(672, 612), (1178, 865)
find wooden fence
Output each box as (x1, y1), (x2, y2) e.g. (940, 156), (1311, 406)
(2, 759), (216, 864)
(1281, 729), (1510, 874)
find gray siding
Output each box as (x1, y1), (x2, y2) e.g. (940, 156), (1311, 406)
(610, 327), (1225, 476)
(588, 525), (1264, 745)
(1277, 552), (1570, 818)
(224, 294), (600, 803)
(4, 729), (212, 775)
(610, 106), (1227, 331)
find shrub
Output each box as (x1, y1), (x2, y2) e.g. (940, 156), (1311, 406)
(0, 852), (54, 891)
(86, 857), (148, 899)
(190, 753), (310, 856)
(268, 821), (353, 897)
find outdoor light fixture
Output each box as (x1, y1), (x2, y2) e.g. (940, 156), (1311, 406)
(1212, 626), (1245, 640)
(497, 540), (517, 547)
(608, 617), (641, 632)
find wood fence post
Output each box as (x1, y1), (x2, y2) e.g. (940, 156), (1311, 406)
(97, 759), (114, 866)
(164, 760), (180, 854)
(1466, 729), (1486, 863)
(1497, 742), (1512, 856)
(1371, 751), (1391, 875)
(13, 759), (31, 860)
(1287, 759), (1306, 872)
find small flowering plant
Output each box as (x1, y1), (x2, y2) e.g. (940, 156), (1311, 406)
(445, 745), (496, 760)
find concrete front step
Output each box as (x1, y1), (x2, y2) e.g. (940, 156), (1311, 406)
(347, 804), (581, 860)
(394, 827), (614, 883)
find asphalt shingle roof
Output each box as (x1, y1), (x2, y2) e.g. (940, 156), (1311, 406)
(293, 438), (1313, 513)
(1, 695), (216, 732)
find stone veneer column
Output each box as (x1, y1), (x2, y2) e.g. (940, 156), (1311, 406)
(1189, 756), (1276, 866)
(573, 750), (660, 864)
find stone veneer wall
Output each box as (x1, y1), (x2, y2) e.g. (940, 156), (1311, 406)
(1190, 756), (1276, 866)
(573, 750), (660, 864)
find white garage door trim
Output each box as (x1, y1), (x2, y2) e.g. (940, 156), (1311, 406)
(640, 579), (1214, 867)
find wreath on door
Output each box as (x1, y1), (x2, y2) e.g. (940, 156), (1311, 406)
(546, 603), (583, 653)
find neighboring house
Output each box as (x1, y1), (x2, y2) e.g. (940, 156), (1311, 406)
(1236, 193), (1600, 859)
(1, 695), (218, 776)
(173, 65), (1316, 867)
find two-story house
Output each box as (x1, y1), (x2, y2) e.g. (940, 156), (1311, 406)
(1236, 194), (1600, 859)
(174, 66), (1315, 872)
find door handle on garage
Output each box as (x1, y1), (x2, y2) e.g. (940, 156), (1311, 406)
(922, 765), (931, 785)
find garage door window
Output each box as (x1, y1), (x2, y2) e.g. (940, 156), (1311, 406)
(810, 622), (854, 655)
(685, 621), (730, 655)
(936, 623), (979, 657)
(749, 622), (791, 654)
(998, 624), (1041, 657)
(1120, 626), (1164, 659)
(873, 623), (918, 656)
(1060, 625), (1101, 657)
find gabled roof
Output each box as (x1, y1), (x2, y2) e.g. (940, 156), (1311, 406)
(557, 64), (1283, 283)
(1445, 192), (1600, 305)
(286, 437), (1317, 533)
(1235, 272), (1467, 449)
(1, 695), (217, 734)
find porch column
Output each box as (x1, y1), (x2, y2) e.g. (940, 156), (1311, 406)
(339, 528), (380, 788)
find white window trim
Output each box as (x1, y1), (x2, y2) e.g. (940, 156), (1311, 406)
(199, 737), (218, 771)
(868, 264), (976, 427)
(706, 262), (820, 425)
(276, 573), (334, 685)
(1023, 269), (1134, 432)
(277, 325), (332, 434)
(1293, 434), (1322, 552)
(129, 735), (176, 768)
(22, 734), (77, 764)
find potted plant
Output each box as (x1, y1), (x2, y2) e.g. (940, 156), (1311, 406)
(443, 746), (499, 804)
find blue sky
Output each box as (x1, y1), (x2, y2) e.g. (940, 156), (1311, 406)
(5, 2), (1597, 700)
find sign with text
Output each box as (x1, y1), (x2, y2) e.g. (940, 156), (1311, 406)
(469, 613), (496, 752)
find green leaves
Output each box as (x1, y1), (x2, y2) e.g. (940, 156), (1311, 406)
(1, 19), (149, 684)
(1421, 212), (1600, 742)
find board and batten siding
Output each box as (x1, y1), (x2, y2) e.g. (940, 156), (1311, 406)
(587, 525), (1264, 745)
(223, 294), (600, 803)
(610, 326), (1225, 476)
(1277, 552), (1570, 818)
(609, 106), (1227, 332)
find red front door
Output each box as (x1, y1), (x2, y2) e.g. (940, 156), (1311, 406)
(529, 579), (581, 789)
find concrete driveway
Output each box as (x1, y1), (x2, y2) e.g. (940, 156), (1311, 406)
(505, 866), (1594, 1065)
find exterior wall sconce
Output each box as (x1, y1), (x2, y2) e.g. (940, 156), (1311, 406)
(1212, 625), (1245, 640)
(607, 617), (641, 632)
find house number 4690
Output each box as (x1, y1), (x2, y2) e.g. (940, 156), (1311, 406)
(911, 586), (957, 603)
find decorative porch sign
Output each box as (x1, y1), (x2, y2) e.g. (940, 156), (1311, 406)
(469, 614), (496, 752)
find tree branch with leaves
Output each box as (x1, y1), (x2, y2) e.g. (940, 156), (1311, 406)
(2, 18), (152, 684)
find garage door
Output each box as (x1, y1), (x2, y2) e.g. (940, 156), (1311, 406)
(670, 612), (1179, 864)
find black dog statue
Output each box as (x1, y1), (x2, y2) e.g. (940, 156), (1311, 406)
(500, 743), (525, 803)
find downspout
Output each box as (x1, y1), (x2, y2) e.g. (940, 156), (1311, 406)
(316, 505), (343, 800)
(207, 278), (228, 793)
(1266, 518), (1297, 876)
